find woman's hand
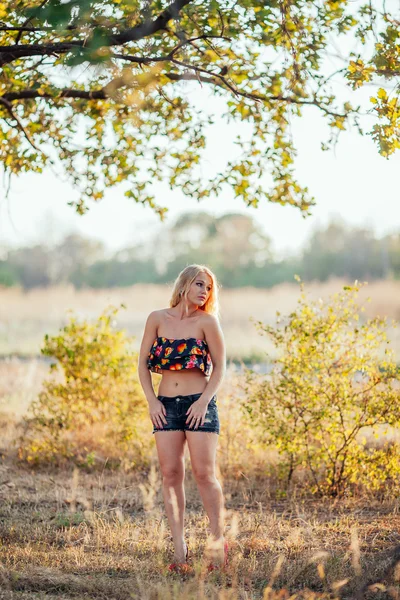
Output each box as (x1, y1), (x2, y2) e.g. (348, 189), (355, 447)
(148, 399), (168, 430)
(185, 399), (209, 430)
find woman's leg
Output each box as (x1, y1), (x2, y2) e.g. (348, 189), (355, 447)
(154, 431), (187, 562)
(186, 432), (225, 563)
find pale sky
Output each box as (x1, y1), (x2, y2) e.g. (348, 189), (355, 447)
(1, 75), (399, 260)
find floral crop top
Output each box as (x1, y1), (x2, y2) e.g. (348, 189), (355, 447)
(147, 337), (212, 376)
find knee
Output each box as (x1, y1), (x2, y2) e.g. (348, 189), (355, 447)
(193, 469), (216, 485)
(161, 467), (184, 486)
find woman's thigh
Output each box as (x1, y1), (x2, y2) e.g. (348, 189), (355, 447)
(185, 431), (219, 479)
(154, 430), (187, 477)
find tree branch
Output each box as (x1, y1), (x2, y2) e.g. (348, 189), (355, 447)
(15, 0), (51, 44)
(111, 34), (230, 65)
(0, 97), (47, 156)
(165, 70), (347, 119)
(0, 0), (195, 66)
(2, 89), (108, 102)
(1, 68), (347, 121)
(0, 26), (51, 32)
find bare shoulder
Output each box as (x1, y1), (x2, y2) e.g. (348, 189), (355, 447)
(155, 308), (170, 322)
(145, 309), (164, 326)
(201, 312), (222, 334)
(201, 311), (218, 325)
(151, 308), (167, 317)
(147, 308), (172, 327)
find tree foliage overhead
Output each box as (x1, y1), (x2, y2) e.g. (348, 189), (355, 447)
(1, 0), (399, 216)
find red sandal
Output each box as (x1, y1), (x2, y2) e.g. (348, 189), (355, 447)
(168, 542), (192, 574)
(207, 539), (229, 572)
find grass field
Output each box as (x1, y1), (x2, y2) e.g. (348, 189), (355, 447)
(1, 278), (400, 361)
(1, 358), (400, 598)
(1, 458), (400, 599)
(1, 279), (400, 598)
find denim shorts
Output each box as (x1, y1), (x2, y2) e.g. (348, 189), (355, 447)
(152, 392), (220, 434)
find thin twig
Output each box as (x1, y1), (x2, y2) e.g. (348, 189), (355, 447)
(0, 96), (47, 156)
(15, 0), (51, 44)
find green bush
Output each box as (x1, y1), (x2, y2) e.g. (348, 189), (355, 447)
(244, 280), (400, 496)
(18, 305), (151, 470)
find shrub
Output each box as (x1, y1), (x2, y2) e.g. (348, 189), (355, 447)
(244, 281), (400, 496)
(18, 305), (151, 469)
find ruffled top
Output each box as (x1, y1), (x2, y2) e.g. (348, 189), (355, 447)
(147, 337), (212, 376)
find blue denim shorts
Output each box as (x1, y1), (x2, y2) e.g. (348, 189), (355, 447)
(152, 392), (220, 434)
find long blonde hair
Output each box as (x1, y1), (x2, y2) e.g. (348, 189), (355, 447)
(170, 265), (220, 319)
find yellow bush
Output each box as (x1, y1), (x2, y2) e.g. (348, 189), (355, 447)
(18, 305), (151, 470)
(244, 281), (400, 496)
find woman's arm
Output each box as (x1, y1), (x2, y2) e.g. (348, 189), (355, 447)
(138, 310), (159, 405)
(198, 314), (226, 405)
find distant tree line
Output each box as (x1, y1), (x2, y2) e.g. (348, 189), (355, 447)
(1, 212), (399, 289)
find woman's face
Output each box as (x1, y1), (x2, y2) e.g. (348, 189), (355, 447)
(186, 272), (213, 307)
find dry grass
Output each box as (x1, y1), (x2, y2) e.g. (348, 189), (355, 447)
(1, 457), (400, 599)
(1, 276), (400, 598)
(1, 362), (400, 598)
(1, 278), (400, 360)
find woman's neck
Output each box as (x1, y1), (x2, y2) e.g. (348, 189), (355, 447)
(169, 303), (199, 320)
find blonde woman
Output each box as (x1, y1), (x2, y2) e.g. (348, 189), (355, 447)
(138, 264), (228, 573)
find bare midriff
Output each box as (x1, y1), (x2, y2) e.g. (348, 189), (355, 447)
(157, 368), (209, 397)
